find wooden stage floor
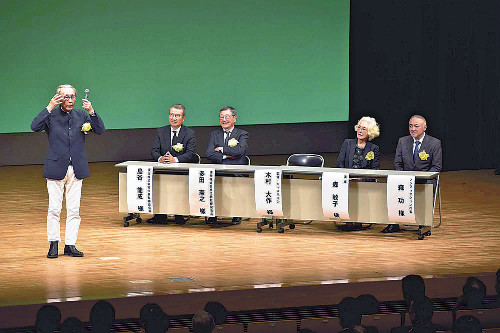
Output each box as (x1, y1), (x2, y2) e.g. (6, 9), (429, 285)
(0, 157), (499, 327)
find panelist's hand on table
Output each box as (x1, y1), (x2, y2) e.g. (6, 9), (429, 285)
(159, 151), (176, 164)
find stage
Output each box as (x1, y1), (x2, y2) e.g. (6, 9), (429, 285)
(0, 157), (499, 328)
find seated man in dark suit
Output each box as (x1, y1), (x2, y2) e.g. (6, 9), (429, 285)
(206, 106), (249, 224)
(148, 104), (197, 224)
(383, 115), (442, 233)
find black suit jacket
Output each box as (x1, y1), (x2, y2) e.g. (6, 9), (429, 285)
(394, 134), (442, 172)
(31, 107), (106, 180)
(151, 125), (197, 163)
(205, 127), (249, 165)
(337, 139), (380, 169)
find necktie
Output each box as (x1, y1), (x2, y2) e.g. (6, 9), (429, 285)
(224, 130), (231, 145)
(413, 141), (421, 162)
(172, 130), (177, 146)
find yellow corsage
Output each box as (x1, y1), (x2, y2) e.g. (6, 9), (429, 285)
(419, 150), (430, 161)
(365, 151), (374, 161)
(172, 143), (184, 152)
(81, 122), (91, 134)
(228, 138), (239, 147)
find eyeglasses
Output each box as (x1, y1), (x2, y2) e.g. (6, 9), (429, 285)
(219, 115), (234, 120)
(357, 126), (368, 132)
(63, 95), (76, 101)
(169, 113), (183, 119)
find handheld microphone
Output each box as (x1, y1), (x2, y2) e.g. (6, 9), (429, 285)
(84, 89), (90, 100)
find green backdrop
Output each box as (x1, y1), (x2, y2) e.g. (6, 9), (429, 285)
(0, 0), (349, 133)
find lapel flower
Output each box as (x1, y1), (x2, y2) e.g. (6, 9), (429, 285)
(365, 151), (374, 161)
(419, 150), (430, 161)
(172, 143), (184, 152)
(228, 138), (239, 147)
(81, 122), (91, 134)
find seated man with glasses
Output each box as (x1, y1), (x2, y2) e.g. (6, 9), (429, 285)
(31, 84), (105, 258)
(205, 106), (249, 225)
(148, 103), (198, 225)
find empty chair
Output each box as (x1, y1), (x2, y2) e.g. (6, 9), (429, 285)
(270, 154), (324, 233)
(287, 154), (325, 167)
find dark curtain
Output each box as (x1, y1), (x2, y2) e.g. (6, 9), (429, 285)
(350, 0), (500, 171)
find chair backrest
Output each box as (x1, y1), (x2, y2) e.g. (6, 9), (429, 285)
(300, 317), (342, 333)
(362, 313), (402, 333)
(247, 320), (297, 333)
(213, 323), (245, 332)
(287, 154), (324, 167)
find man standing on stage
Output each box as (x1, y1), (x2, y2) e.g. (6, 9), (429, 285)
(148, 104), (197, 224)
(382, 114), (442, 233)
(205, 106), (249, 224)
(31, 84), (105, 258)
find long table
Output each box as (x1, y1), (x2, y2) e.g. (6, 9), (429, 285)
(115, 161), (441, 238)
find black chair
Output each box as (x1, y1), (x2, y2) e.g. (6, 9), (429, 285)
(256, 154), (324, 233)
(286, 154), (324, 167)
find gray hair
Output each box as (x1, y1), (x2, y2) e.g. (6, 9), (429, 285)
(220, 106), (237, 117)
(410, 114), (427, 125)
(354, 116), (380, 141)
(56, 84), (76, 96)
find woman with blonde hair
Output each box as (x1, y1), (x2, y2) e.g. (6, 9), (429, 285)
(337, 116), (380, 231)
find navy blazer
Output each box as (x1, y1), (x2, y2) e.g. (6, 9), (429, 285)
(205, 127), (249, 165)
(31, 107), (105, 180)
(337, 139), (380, 169)
(151, 125), (197, 163)
(394, 134), (442, 172)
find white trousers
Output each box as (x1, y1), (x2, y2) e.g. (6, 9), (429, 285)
(46, 165), (82, 245)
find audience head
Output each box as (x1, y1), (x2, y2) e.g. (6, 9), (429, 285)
(354, 116), (380, 141)
(59, 317), (85, 333)
(90, 300), (115, 332)
(356, 294), (379, 315)
(204, 301), (227, 325)
(35, 304), (61, 333)
(402, 274), (426, 305)
(462, 277), (486, 307)
(453, 315), (482, 333)
(192, 310), (215, 333)
(409, 297), (434, 324)
(338, 297), (362, 329)
(139, 303), (169, 333)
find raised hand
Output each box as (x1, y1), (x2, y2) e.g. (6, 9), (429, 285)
(47, 94), (64, 111)
(82, 99), (94, 114)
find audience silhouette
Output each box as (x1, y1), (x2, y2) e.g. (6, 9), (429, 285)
(59, 317), (85, 333)
(11, 270), (500, 333)
(192, 310), (215, 333)
(89, 300), (115, 333)
(453, 315), (482, 333)
(35, 304), (61, 333)
(139, 303), (169, 333)
(204, 301), (227, 325)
